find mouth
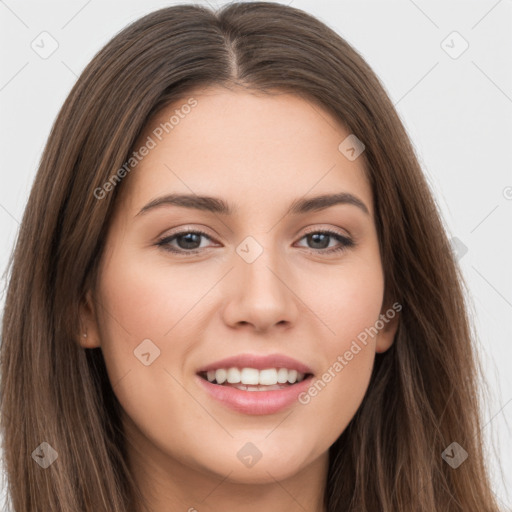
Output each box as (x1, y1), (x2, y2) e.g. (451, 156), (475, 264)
(195, 353), (315, 414)
(197, 367), (314, 392)
(196, 363), (315, 415)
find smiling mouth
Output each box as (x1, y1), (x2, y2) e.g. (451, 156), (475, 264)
(197, 367), (314, 392)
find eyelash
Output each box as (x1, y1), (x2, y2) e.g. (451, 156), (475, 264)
(156, 228), (355, 257)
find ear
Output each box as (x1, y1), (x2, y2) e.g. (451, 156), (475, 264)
(78, 289), (101, 349)
(375, 302), (401, 354)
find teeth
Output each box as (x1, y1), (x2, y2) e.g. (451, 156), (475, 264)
(240, 368), (259, 385)
(226, 368), (240, 383)
(231, 384), (286, 391)
(277, 368), (288, 383)
(259, 368), (277, 385)
(215, 369), (227, 384)
(204, 367), (308, 386)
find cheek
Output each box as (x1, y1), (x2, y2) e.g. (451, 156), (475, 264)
(298, 325), (377, 455)
(305, 252), (385, 343)
(296, 258), (384, 442)
(93, 251), (206, 445)
(93, 247), (188, 399)
(97, 245), (203, 343)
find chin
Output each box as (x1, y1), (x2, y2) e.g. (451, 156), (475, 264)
(193, 444), (315, 485)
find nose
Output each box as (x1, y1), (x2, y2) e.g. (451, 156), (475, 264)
(221, 245), (299, 333)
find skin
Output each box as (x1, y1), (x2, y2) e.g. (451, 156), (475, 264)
(80, 85), (399, 512)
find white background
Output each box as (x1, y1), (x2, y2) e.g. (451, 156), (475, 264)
(0, 0), (511, 509)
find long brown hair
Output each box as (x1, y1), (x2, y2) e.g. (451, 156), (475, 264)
(0, 2), (502, 510)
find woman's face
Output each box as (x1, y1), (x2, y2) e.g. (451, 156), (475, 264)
(81, 86), (398, 486)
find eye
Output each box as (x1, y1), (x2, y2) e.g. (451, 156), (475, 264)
(295, 229), (355, 255)
(156, 228), (355, 256)
(156, 229), (216, 255)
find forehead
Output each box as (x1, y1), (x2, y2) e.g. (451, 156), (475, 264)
(119, 86), (373, 218)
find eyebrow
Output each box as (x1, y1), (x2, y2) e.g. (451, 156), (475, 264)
(136, 192), (370, 217)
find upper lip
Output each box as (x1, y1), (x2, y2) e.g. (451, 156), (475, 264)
(196, 353), (314, 375)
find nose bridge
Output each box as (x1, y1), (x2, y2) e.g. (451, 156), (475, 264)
(222, 233), (297, 330)
(236, 233), (286, 296)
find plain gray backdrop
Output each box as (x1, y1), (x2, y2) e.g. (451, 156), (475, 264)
(0, 0), (511, 508)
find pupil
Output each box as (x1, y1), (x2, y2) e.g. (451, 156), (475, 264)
(178, 233), (201, 249)
(308, 233), (329, 249)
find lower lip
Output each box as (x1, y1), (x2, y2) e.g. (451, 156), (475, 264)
(196, 374), (314, 415)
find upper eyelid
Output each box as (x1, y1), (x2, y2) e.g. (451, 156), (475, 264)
(159, 227), (217, 243)
(160, 225), (351, 241)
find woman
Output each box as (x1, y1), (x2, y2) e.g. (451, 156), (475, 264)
(0, 2), (502, 511)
